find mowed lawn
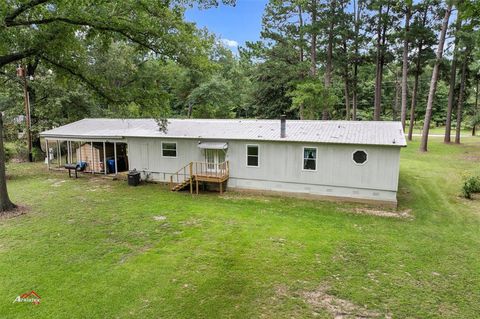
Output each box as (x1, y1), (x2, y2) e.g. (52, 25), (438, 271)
(1, 138), (480, 318)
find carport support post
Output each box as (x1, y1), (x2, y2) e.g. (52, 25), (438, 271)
(114, 142), (118, 175)
(90, 141), (94, 174)
(45, 139), (50, 170)
(103, 141), (107, 175)
(68, 141), (72, 164)
(58, 140), (62, 167)
(56, 140), (60, 167)
(78, 141), (82, 164)
(66, 141), (70, 164)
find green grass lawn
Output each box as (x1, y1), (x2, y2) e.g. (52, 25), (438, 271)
(1, 137), (480, 318)
(409, 126), (474, 136)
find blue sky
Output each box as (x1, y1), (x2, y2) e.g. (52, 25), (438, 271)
(185, 0), (268, 52)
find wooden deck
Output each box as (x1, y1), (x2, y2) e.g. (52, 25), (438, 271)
(170, 161), (229, 194)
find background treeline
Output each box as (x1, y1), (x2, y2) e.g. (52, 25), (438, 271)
(1, 0), (480, 149)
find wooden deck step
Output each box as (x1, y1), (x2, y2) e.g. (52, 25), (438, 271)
(170, 161), (230, 194)
(171, 178), (192, 191)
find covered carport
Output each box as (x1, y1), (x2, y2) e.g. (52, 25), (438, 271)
(40, 120), (130, 176)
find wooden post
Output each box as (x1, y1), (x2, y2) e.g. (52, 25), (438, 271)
(196, 179), (199, 195)
(46, 139), (50, 170)
(189, 162), (193, 194)
(58, 140), (62, 167)
(103, 141), (107, 175)
(124, 143), (129, 171)
(90, 141), (94, 174)
(78, 141), (82, 165)
(66, 141), (70, 164)
(114, 142), (118, 175)
(219, 181), (223, 194)
(56, 140), (59, 167)
(70, 141), (73, 164)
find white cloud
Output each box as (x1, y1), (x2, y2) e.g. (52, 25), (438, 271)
(220, 38), (239, 48)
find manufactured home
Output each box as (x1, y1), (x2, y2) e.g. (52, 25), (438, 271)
(40, 118), (406, 205)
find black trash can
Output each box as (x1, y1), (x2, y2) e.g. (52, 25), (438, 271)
(127, 170), (141, 186)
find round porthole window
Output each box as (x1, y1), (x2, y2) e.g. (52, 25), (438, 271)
(353, 150), (367, 165)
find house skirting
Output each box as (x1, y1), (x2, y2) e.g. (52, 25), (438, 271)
(227, 177), (397, 207)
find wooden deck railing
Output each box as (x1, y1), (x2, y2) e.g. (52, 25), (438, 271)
(192, 161), (229, 179)
(169, 162), (193, 190)
(169, 161), (229, 192)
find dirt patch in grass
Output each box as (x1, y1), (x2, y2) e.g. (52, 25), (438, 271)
(0, 205), (29, 220)
(271, 283), (388, 318)
(463, 155), (480, 162)
(343, 207), (413, 219)
(180, 218), (203, 227)
(221, 193), (272, 203)
(119, 244), (152, 264)
(302, 285), (386, 319)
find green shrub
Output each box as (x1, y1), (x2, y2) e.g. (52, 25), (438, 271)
(32, 146), (45, 162)
(4, 144), (13, 161)
(15, 143), (29, 161)
(461, 175), (480, 199)
(2, 142), (29, 162)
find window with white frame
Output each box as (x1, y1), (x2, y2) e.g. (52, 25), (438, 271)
(303, 147), (317, 170)
(162, 142), (177, 157)
(246, 145), (259, 167)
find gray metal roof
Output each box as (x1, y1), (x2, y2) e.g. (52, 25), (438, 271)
(40, 118), (407, 147)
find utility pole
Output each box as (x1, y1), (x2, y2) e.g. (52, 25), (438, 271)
(16, 65), (32, 162)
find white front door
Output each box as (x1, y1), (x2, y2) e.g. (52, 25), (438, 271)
(205, 149), (225, 171)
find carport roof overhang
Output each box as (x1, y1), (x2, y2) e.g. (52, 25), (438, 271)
(41, 134), (125, 142)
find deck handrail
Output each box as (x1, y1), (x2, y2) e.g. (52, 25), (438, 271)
(169, 162), (193, 190)
(191, 161), (229, 178)
(169, 161), (229, 190)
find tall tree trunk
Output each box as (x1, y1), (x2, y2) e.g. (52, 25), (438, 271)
(187, 102), (193, 118)
(324, 0), (335, 88)
(444, 11), (462, 143)
(373, 5), (383, 120)
(419, 4), (452, 152)
(400, 3), (411, 130)
(352, 0), (361, 121)
(298, 4), (304, 64)
(455, 56), (468, 144)
(298, 4), (305, 120)
(352, 68), (358, 120)
(344, 71), (350, 120)
(322, 0), (336, 120)
(408, 50), (422, 141)
(310, 0), (316, 119)
(473, 76), (479, 136)
(407, 4), (428, 141)
(342, 5), (349, 119)
(373, 4), (390, 121)
(0, 113), (16, 213)
(393, 69), (401, 121)
(310, 1), (317, 77)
